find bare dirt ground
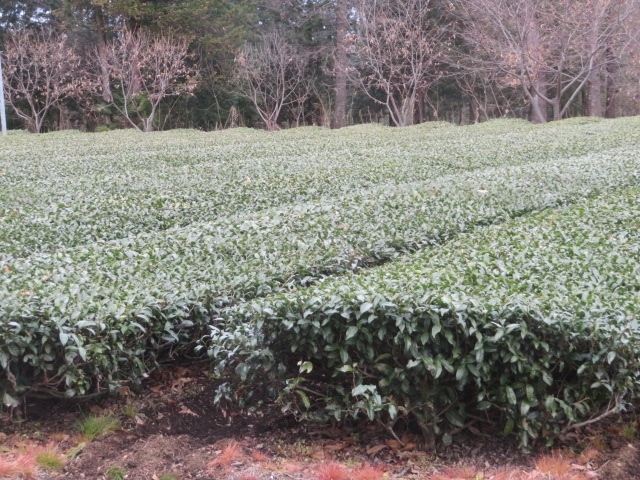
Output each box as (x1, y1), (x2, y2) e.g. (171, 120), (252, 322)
(1, 363), (638, 480)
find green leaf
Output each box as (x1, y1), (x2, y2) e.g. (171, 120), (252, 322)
(467, 363), (480, 378)
(360, 302), (373, 314)
(345, 326), (359, 341)
(352, 384), (375, 397)
(296, 390), (311, 410)
(525, 384), (535, 401)
(445, 409), (466, 428)
(431, 324), (441, 338)
(388, 404), (398, 420)
(2, 393), (19, 408)
(0, 352), (8, 369)
(235, 363), (249, 382)
(503, 418), (515, 437)
(299, 361), (313, 374)
(407, 359), (420, 368)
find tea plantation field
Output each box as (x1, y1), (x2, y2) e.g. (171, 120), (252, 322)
(1, 118), (639, 445)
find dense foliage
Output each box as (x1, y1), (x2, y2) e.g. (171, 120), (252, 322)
(1, 118), (639, 446)
(214, 187), (640, 447)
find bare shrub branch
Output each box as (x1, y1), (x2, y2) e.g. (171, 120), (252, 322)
(353, 0), (445, 127)
(452, 0), (639, 122)
(1, 28), (87, 133)
(235, 30), (310, 131)
(103, 29), (198, 132)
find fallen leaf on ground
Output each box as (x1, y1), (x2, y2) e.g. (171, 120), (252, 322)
(366, 444), (388, 455)
(385, 439), (401, 450)
(178, 405), (198, 417)
(324, 443), (346, 451)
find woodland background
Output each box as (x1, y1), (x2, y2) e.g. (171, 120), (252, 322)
(1, 0), (640, 133)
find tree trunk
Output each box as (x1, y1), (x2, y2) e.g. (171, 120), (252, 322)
(399, 95), (415, 127)
(94, 7), (112, 102)
(142, 117), (153, 132)
(586, 67), (603, 117)
(32, 116), (43, 134)
(415, 88), (425, 124)
(605, 46), (619, 118)
(585, 19), (603, 118)
(526, 24), (547, 123)
(552, 97), (561, 121)
(529, 68), (547, 123)
(469, 96), (478, 124)
(59, 106), (72, 130)
(265, 116), (281, 131)
(332, 0), (348, 129)
(529, 83), (547, 123)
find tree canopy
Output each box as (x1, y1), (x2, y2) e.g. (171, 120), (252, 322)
(1, 0), (639, 132)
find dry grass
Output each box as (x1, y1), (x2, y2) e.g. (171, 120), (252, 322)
(249, 449), (269, 463)
(313, 461), (350, 480)
(535, 453), (573, 477)
(577, 447), (599, 464)
(208, 441), (242, 471)
(0, 457), (19, 478)
(236, 472), (260, 480)
(434, 466), (481, 479)
(351, 463), (385, 480)
(490, 468), (528, 480)
(280, 461), (306, 475)
(0, 453), (37, 479)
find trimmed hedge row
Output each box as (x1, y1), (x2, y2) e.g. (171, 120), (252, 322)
(3, 118), (640, 256)
(2, 148), (639, 404)
(1, 119), (640, 417)
(209, 187), (640, 448)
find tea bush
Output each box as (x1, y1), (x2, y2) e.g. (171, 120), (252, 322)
(211, 187), (640, 447)
(1, 118), (639, 426)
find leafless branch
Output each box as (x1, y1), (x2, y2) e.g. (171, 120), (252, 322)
(1, 27), (89, 133)
(352, 0), (446, 127)
(102, 28), (198, 132)
(235, 29), (310, 131)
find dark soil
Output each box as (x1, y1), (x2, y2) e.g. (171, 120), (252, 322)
(1, 363), (638, 480)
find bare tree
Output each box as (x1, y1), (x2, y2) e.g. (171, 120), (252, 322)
(453, 0), (638, 123)
(104, 29), (197, 132)
(94, 5), (112, 103)
(289, 75), (316, 127)
(353, 0), (444, 127)
(235, 30), (309, 131)
(603, 1), (640, 116)
(612, 37), (640, 116)
(332, 0), (349, 129)
(1, 28), (86, 133)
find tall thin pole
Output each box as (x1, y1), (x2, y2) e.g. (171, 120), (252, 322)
(0, 53), (7, 136)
